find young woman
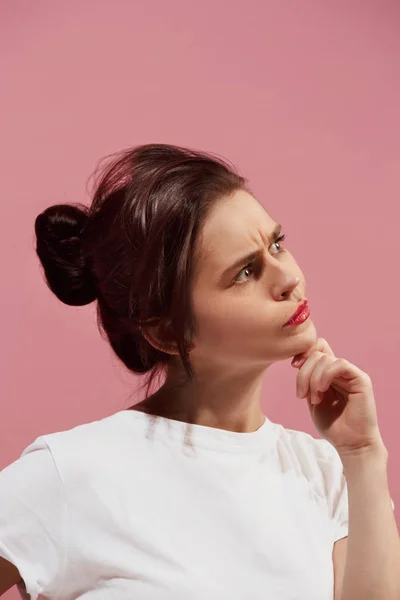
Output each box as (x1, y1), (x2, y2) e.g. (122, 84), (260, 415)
(0, 143), (395, 599)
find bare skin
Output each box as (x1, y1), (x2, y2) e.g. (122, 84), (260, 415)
(134, 189), (318, 433)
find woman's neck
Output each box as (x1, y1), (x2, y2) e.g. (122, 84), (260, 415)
(131, 373), (266, 433)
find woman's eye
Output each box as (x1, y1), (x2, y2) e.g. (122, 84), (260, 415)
(272, 234), (286, 253)
(234, 263), (256, 284)
(233, 234), (286, 285)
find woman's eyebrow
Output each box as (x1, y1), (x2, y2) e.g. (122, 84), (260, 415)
(220, 224), (282, 278)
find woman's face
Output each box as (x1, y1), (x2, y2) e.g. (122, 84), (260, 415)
(188, 189), (318, 372)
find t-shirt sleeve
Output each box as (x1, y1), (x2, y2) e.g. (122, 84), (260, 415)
(0, 436), (68, 600)
(317, 439), (395, 543)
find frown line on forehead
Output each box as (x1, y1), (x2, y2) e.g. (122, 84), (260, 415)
(220, 224), (282, 278)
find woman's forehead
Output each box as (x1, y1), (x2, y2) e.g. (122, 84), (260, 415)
(194, 191), (278, 280)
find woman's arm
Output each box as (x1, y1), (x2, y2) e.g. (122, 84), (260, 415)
(0, 556), (22, 595)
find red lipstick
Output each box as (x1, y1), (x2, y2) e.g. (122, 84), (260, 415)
(284, 300), (310, 327)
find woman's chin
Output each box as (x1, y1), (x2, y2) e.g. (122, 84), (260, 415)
(284, 318), (317, 348)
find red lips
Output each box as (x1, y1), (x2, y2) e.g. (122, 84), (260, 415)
(284, 300), (308, 326)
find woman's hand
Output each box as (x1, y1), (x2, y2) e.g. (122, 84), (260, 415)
(291, 338), (386, 458)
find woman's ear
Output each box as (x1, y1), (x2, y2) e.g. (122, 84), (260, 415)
(139, 318), (176, 355)
(140, 318), (196, 355)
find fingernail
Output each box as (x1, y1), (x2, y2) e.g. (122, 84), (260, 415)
(292, 358), (301, 367)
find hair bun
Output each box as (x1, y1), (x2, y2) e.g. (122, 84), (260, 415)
(34, 204), (97, 306)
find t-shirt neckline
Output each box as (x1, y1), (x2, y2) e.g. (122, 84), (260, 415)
(118, 409), (278, 453)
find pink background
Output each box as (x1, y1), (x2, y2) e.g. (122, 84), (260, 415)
(1, 1), (399, 595)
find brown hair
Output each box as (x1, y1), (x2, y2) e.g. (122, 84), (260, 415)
(34, 143), (248, 400)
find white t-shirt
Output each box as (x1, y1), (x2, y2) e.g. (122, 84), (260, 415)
(0, 409), (395, 600)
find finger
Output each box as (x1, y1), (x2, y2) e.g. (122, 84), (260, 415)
(318, 358), (370, 394)
(315, 337), (336, 358)
(309, 354), (336, 404)
(296, 351), (325, 399)
(292, 337), (336, 367)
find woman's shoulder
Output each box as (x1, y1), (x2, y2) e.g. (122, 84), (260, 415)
(16, 410), (142, 477)
(21, 410), (128, 452)
(274, 424), (341, 485)
(278, 425), (335, 458)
